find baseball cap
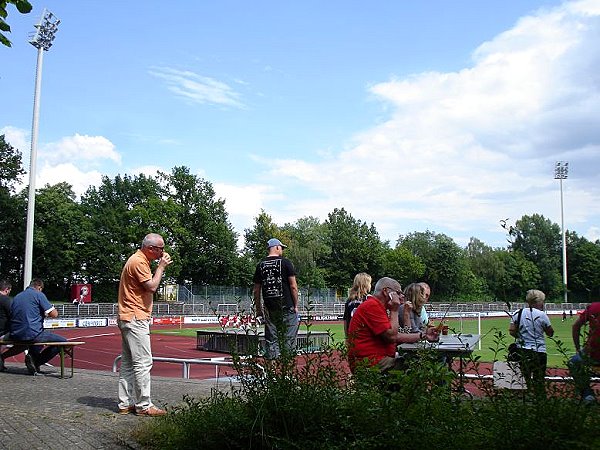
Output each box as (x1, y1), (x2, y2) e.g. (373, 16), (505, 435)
(267, 238), (287, 249)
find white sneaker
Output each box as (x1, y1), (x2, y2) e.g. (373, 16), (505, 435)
(583, 394), (595, 403)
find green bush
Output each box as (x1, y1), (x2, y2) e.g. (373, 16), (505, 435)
(135, 332), (600, 450)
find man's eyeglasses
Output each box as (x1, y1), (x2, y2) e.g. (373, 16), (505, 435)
(149, 245), (164, 252)
(387, 288), (405, 299)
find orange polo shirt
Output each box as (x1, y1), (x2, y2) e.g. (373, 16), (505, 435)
(118, 250), (153, 321)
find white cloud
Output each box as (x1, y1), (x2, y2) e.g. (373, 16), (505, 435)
(213, 182), (278, 239)
(252, 0), (600, 247)
(37, 162), (104, 197)
(586, 226), (600, 242)
(149, 66), (246, 109)
(41, 134), (121, 165)
(3, 129), (122, 198)
(1, 126), (28, 155)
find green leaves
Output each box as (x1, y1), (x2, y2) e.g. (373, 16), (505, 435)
(14, 0), (33, 14)
(1, 0), (33, 47)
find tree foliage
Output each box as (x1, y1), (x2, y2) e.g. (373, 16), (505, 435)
(0, 0), (32, 47)
(158, 167), (238, 285)
(382, 246), (425, 288)
(566, 231), (600, 300)
(31, 183), (86, 299)
(509, 214), (562, 296)
(0, 135), (26, 191)
(398, 230), (470, 297)
(322, 208), (385, 291)
(243, 210), (281, 263)
(282, 216), (329, 289)
(0, 157), (598, 303)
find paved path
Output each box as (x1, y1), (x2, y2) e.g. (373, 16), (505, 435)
(0, 362), (236, 449)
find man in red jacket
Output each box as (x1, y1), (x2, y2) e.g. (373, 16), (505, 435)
(569, 300), (600, 403)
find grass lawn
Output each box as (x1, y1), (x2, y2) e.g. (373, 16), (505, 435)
(153, 314), (580, 368)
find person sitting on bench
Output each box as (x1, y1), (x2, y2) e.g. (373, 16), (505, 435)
(0, 279), (29, 371)
(9, 278), (67, 375)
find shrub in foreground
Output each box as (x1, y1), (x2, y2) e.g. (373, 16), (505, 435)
(135, 342), (600, 449)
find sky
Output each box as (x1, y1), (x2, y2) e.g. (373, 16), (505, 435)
(1, 0), (600, 250)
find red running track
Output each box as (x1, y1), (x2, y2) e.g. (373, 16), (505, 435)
(1, 325), (239, 380)
(2, 325), (571, 396)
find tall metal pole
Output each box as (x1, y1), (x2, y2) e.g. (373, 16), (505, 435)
(23, 9), (60, 289)
(554, 161), (569, 303)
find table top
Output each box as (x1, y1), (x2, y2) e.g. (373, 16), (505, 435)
(398, 334), (480, 353)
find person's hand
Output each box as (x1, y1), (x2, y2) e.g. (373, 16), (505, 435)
(159, 251), (173, 268)
(425, 327), (440, 342)
(387, 295), (401, 312)
(404, 301), (413, 311)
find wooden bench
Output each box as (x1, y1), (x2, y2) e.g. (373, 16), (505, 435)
(0, 340), (85, 378)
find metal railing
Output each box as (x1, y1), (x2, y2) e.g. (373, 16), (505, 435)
(56, 301), (593, 319)
(112, 354), (238, 379)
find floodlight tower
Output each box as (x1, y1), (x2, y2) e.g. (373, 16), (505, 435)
(554, 161), (569, 304)
(23, 9), (60, 289)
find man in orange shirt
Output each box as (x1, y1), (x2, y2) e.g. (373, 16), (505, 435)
(117, 233), (172, 416)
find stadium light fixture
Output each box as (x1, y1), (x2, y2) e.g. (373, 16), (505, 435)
(23, 9), (60, 289)
(554, 161), (569, 304)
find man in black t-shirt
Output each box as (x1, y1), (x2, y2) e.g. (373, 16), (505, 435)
(253, 238), (299, 359)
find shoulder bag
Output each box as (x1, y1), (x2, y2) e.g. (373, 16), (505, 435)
(507, 308), (523, 362)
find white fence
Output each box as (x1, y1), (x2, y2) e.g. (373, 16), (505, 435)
(55, 300), (590, 319)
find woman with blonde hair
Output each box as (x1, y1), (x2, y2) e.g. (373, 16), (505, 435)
(343, 273), (372, 337)
(509, 289), (554, 395)
(398, 283), (428, 332)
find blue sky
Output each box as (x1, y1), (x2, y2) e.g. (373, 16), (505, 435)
(2, 0), (600, 249)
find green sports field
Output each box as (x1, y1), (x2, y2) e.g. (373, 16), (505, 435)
(154, 314), (580, 368)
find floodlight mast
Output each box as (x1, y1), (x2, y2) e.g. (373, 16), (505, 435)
(554, 161), (569, 304)
(23, 9), (60, 289)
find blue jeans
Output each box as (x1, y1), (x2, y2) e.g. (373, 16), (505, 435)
(30, 331), (67, 366)
(568, 351), (599, 398)
(264, 307), (299, 359)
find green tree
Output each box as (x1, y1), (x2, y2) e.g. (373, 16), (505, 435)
(0, 189), (25, 285)
(398, 230), (473, 298)
(465, 237), (505, 298)
(510, 214), (562, 298)
(322, 208), (385, 291)
(496, 250), (541, 302)
(79, 173), (168, 300)
(0, 0), (32, 47)
(567, 231), (600, 301)
(0, 135), (27, 285)
(32, 182), (86, 299)
(243, 210), (281, 263)
(158, 166), (238, 285)
(0, 135), (26, 190)
(281, 216), (330, 289)
(381, 246), (425, 288)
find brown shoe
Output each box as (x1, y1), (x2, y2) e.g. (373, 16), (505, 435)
(136, 406), (166, 417)
(118, 406), (136, 415)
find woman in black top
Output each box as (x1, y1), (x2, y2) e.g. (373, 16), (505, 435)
(343, 273), (372, 338)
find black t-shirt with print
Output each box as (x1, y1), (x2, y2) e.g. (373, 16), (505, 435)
(253, 256), (297, 311)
